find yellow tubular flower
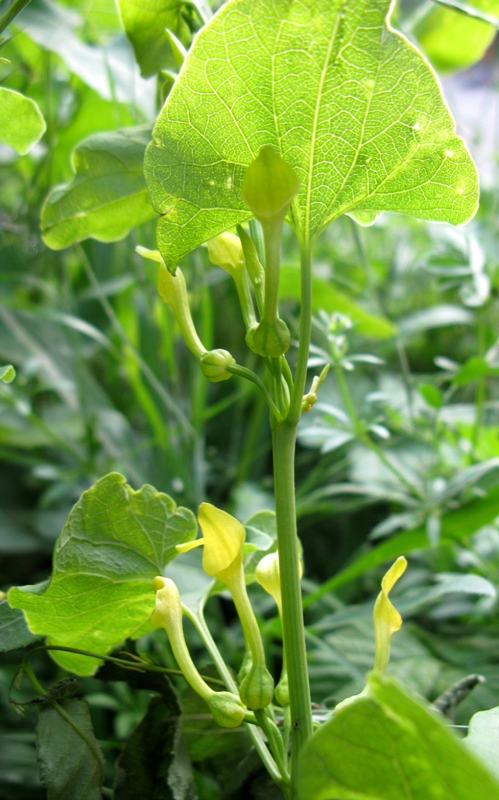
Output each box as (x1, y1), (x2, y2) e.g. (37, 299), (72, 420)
(373, 557), (407, 675)
(151, 576), (246, 728)
(177, 504), (274, 709)
(207, 233), (256, 330)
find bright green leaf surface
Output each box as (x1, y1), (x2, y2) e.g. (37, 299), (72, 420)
(0, 87), (46, 155)
(279, 265), (396, 339)
(145, 0), (479, 269)
(297, 673), (499, 800)
(8, 473), (196, 674)
(413, 0), (499, 73)
(0, 365), (16, 383)
(466, 707), (499, 781)
(116, 0), (188, 77)
(36, 699), (104, 800)
(41, 126), (156, 250)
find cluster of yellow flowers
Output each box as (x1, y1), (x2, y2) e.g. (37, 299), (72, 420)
(151, 501), (407, 728)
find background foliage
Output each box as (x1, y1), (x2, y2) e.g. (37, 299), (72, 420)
(2, 0), (499, 797)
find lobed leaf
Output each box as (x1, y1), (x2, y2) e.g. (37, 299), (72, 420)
(145, 0), (479, 270)
(41, 126), (155, 250)
(297, 673), (499, 800)
(8, 473), (196, 674)
(0, 88), (46, 155)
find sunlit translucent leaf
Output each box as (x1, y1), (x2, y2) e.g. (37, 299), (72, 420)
(145, 0), (478, 269)
(466, 706), (499, 782)
(0, 364), (16, 383)
(116, 0), (190, 77)
(297, 673), (499, 800)
(413, 0), (499, 73)
(41, 127), (155, 249)
(279, 265), (396, 339)
(36, 699), (104, 800)
(0, 88), (46, 155)
(8, 473), (196, 674)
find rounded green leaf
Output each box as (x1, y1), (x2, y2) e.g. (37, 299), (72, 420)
(414, 1), (499, 73)
(0, 88), (46, 155)
(8, 473), (197, 674)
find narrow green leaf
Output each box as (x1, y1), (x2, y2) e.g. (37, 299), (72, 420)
(0, 364), (16, 383)
(36, 699), (104, 800)
(0, 600), (40, 652)
(116, 0), (189, 78)
(466, 707), (499, 782)
(279, 265), (396, 339)
(8, 473), (197, 674)
(41, 126), (155, 250)
(114, 695), (195, 800)
(0, 88), (46, 155)
(298, 674), (499, 800)
(413, 0), (499, 73)
(145, 0), (478, 269)
(418, 383), (443, 408)
(453, 356), (499, 385)
(304, 485), (499, 606)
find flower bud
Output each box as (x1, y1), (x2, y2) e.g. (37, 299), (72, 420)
(274, 673), (289, 707)
(207, 691), (247, 728)
(207, 233), (244, 276)
(199, 349), (235, 382)
(242, 146), (299, 224)
(239, 663), (274, 710)
(245, 318), (290, 358)
(373, 557), (407, 674)
(255, 553), (282, 611)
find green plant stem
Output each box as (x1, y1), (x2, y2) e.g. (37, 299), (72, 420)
(268, 239), (314, 789)
(261, 219), (284, 324)
(227, 363), (283, 420)
(186, 607), (287, 792)
(334, 363), (424, 499)
(0, 0), (32, 36)
(272, 422), (313, 771)
(471, 308), (487, 459)
(19, 644), (226, 686)
(255, 709), (290, 785)
(288, 241), (313, 425)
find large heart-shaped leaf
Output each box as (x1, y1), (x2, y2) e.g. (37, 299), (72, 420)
(297, 673), (499, 800)
(8, 473), (196, 674)
(145, 0), (479, 269)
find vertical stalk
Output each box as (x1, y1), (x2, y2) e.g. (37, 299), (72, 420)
(272, 239), (314, 786)
(272, 423), (313, 764)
